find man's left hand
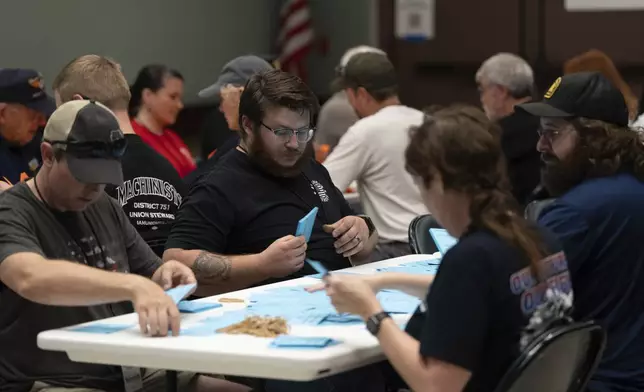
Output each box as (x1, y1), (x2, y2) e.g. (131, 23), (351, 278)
(152, 260), (197, 290)
(324, 216), (370, 258)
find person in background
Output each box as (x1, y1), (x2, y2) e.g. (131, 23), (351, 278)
(563, 49), (638, 124)
(315, 45), (386, 157)
(0, 100), (230, 391)
(129, 64), (196, 178)
(165, 70), (377, 297)
(517, 71), (644, 392)
(53, 55), (188, 257)
(303, 105), (572, 392)
(185, 55), (274, 188)
(323, 52), (427, 261)
(475, 53), (541, 207)
(0, 69), (54, 189)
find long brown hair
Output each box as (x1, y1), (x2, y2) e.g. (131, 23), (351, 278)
(564, 49), (638, 121)
(405, 105), (546, 277)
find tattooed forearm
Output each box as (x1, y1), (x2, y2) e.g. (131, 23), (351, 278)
(192, 251), (232, 281)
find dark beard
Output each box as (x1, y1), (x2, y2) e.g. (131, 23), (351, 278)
(541, 147), (589, 197)
(246, 136), (313, 178)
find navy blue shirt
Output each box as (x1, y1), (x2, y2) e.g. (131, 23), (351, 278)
(0, 132), (41, 185)
(539, 173), (644, 392)
(398, 227), (570, 392)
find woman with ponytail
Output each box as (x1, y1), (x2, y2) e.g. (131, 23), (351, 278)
(310, 105), (573, 392)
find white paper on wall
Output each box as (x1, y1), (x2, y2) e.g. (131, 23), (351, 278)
(395, 0), (435, 41)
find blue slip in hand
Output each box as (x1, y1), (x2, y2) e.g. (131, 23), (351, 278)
(296, 207), (319, 242)
(178, 301), (222, 313)
(429, 228), (458, 255)
(70, 324), (131, 334)
(271, 335), (338, 349)
(166, 283), (197, 304)
(306, 259), (328, 275)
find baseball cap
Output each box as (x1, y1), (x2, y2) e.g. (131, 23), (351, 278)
(335, 52), (397, 95)
(516, 71), (629, 127)
(43, 100), (126, 185)
(198, 55), (274, 99)
(331, 45), (387, 92)
(0, 68), (55, 117)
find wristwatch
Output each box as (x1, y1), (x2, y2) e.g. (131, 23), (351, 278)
(366, 311), (391, 336)
(358, 215), (376, 237)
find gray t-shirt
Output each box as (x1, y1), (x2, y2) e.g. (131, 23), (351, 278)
(0, 183), (161, 391)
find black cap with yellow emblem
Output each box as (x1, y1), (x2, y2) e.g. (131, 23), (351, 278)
(0, 68), (55, 117)
(516, 71), (629, 127)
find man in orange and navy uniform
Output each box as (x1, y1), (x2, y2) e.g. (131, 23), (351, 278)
(0, 68), (55, 189)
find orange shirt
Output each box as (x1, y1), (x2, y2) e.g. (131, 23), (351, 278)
(131, 121), (196, 178)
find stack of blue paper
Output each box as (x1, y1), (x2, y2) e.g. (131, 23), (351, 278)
(179, 284), (422, 337)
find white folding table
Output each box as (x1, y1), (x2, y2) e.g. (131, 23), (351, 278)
(37, 253), (438, 390)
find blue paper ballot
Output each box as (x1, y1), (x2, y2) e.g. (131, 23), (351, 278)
(322, 313), (363, 325)
(271, 335), (337, 348)
(178, 301), (222, 313)
(306, 259), (328, 275)
(71, 324), (131, 334)
(290, 311), (329, 325)
(296, 207), (319, 242)
(429, 228), (458, 255)
(165, 283), (197, 304)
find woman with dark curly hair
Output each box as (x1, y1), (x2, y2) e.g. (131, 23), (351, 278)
(518, 71), (644, 391)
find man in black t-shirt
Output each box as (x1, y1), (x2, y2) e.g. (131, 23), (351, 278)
(52, 55), (187, 257)
(165, 70), (378, 296)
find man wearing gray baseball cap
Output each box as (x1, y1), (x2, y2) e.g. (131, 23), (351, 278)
(188, 55), (274, 187)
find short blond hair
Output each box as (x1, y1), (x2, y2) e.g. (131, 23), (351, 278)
(53, 55), (131, 111)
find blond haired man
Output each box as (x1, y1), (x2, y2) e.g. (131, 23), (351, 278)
(53, 55), (187, 256)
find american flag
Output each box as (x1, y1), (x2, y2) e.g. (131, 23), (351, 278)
(276, 0), (315, 81)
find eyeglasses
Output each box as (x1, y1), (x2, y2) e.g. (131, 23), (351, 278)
(45, 139), (128, 159)
(537, 128), (564, 144)
(261, 121), (315, 143)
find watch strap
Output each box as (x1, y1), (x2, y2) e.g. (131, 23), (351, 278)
(366, 311), (391, 336)
(358, 214), (376, 237)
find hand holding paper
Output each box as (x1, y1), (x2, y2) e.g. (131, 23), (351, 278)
(259, 235), (307, 278)
(324, 216), (370, 258)
(152, 260), (197, 290)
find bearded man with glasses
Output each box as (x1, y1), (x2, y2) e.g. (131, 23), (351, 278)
(165, 70), (378, 296)
(517, 72), (644, 392)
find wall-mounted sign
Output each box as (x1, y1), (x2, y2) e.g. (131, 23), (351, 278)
(565, 0), (644, 11)
(395, 0), (435, 41)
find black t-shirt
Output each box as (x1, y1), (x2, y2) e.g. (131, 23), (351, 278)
(184, 133), (240, 189)
(166, 149), (355, 283)
(498, 111), (541, 207)
(0, 183), (160, 391)
(198, 109), (236, 161)
(400, 227), (571, 392)
(105, 134), (187, 256)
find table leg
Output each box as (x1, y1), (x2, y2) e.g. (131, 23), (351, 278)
(166, 370), (178, 392)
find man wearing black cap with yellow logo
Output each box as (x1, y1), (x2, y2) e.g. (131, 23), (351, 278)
(516, 71), (644, 392)
(0, 100), (228, 391)
(0, 68), (55, 189)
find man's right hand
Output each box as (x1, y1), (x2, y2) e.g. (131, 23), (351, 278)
(129, 276), (181, 337)
(259, 235), (307, 278)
